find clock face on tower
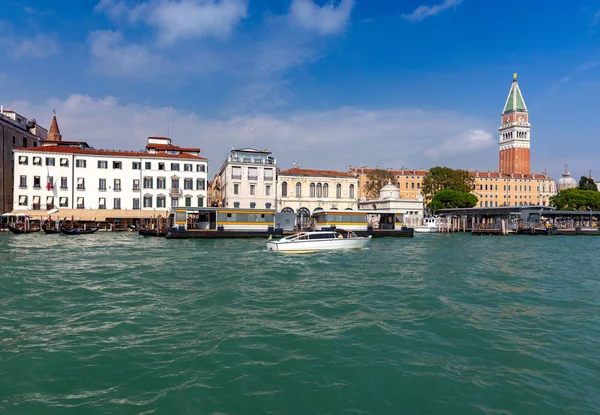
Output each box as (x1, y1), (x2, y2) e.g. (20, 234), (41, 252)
(518, 116), (524, 122)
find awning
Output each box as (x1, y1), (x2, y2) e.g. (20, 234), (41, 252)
(19, 195), (27, 204)
(19, 156), (27, 163)
(47, 196), (54, 204)
(33, 157), (41, 164)
(6, 208), (169, 221)
(33, 196), (40, 204)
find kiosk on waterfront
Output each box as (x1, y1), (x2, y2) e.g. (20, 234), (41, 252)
(312, 210), (413, 237)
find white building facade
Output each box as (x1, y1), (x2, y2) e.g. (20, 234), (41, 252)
(358, 182), (424, 227)
(12, 137), (208, 217)
(277, 168), (359, 225)
(217, 148), (276, 209)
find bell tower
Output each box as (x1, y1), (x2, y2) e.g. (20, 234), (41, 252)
(499, 73), (530, 175)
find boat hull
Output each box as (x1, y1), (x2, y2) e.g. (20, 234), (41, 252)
(139, 229), (167, 237)
(7, 224), (38, 234)
(266, 237), (370, 253)
(414, 226), (439, 233)
(42, 224), (60, 234)
(60, 227), (99, 235)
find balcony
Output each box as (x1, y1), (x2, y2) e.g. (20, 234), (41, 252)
(247, 175), (258, 180)
(170, 188), (182, 196)
(232, 174), (242, 180)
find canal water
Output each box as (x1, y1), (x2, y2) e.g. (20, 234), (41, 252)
(1, 232), (599, 414)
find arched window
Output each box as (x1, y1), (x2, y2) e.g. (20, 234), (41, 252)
(323, 183), (329, 197)
(281, 181), (288, 197)
(336, 183), (342, 199)
(296, 182), (302, 197)
(349, 184), (355, 199)
(316, 183), (322, 197)
(310, 182), (315, 197)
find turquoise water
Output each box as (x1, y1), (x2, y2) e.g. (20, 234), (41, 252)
(1, 232), (599, 414)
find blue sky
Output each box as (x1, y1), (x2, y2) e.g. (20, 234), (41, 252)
(2, 0), (600, 179)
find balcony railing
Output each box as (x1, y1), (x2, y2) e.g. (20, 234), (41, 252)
(169, 188), (182, 196)
(232, 174), (242, 179)
(247, 175), (258, 180)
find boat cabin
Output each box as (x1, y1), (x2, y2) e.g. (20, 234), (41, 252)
(171, 207), (276, 231)
(313, 210), (404, 231)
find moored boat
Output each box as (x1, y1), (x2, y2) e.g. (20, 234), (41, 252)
(414, 217), (440, 233)
(266, 229), (371, 253)
(42, 224), (61, 234)
(60, 227), (99, 235)
(7, 224), (39, 234)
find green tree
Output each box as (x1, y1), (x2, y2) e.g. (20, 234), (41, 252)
(429, 190), (478, 212)
(421, 166), (475, 202)
(578, 176), (598, 191)
(550, 188), (600, 210)
(364, 169), (395, 199)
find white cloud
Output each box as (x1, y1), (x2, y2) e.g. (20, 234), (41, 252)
(7, 94), (497, 175)
(402, 0), (463, 22)
(289, 0), (355, 35)
(425, 129), (494, 159)
(95, 0), (248, 43)
(0, 21), (59, 60)
(88, 30), (172, 78)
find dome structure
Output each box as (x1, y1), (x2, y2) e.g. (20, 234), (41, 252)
(379, 180), (400, 200)
(557, 165), (577, 191)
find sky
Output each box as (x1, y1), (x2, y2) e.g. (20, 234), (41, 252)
(2, 0), (600, 179)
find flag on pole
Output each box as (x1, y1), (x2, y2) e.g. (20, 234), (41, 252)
(46, 168), (51, 191)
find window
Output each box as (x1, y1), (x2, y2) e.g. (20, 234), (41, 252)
(170, 163), (179, 171)
(60, 197), (68, 207)
(48, 176), (54, 189)
(18, 156), (28, 165)
(113, 161), (122, 169)
(184, 164), (192, 172)
(248, 167), (258, 180)
(250, 202), (256, 208)
(76, 159), (86, 168)
(158, 163), (165, 170)
(157, 196), (166, 208)
(132, 162), (141, 170)
(265, 185), (271, 196)
(33, 157), (42, 166)
(33, 176), (41, 189)
(281, 181), (288, 197)
(77, 178), (85, 190)
(32, 196), (40, 210)
(19, 175), (27, 188)
(265, 202), (271, 209)
(22, 137), (27, 147)
(185, 197), (192, 207)
(133, 198), (140, 210)
(144, 196), (153, 208)
(144, 177), (153, 189)
(145, 162), (152, 169)
(46, 196), (54, 210)
(98, 160), (108, 169)
(196, 164), (206, 172)
(349, 184), (355, 199)
(317, 183), (322, 198)
(60, 158), (68, 167)
(171, 178), (179, 189)
(196, 179), (205, 191)
(234, 202), (240, 208)
(114, 179), (121, 191)
(18, 195), (27, 206)
(99, 198), (106, 209)
(264, 169), (273, 181)
(234, 184), (240, 195)
(250, 184), (256, 195)
(296, 182), (302, 197)
(113, 198), (121, 209)
(310, 183), (315, 197)
(157, 177), (166, 189)
(197, 197), (204, 207)
(184, 179), (193, 190)
(133, 179), (140, 191)
(232, 166), (242, 179)
(99, 178), (107, 190)
(171, 197), (179, 207)
(77, 197), (85, 209)
(336, 184), (342, 199)
(61, 177), (68, 189)
(411, 183), (415, 189)
(323, 183), (329, 198)
(417, 183), (421, 189)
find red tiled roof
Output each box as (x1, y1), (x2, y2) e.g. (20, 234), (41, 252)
(146, 143), (201, 152)
(470, 171), (550, 179)
(16, 145), (207, 160)
(351, 168), (428, 176)
(280, 168), (355, 178)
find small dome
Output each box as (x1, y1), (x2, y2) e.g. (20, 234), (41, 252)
(379, 180), (400, 200)
(557, 165), (577, 191)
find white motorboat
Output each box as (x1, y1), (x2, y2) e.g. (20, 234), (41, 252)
(266, 230), (371, 253)
(414, 217), (440, 233)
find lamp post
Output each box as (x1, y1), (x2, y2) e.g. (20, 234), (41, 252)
(588, 206), (592, 228)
